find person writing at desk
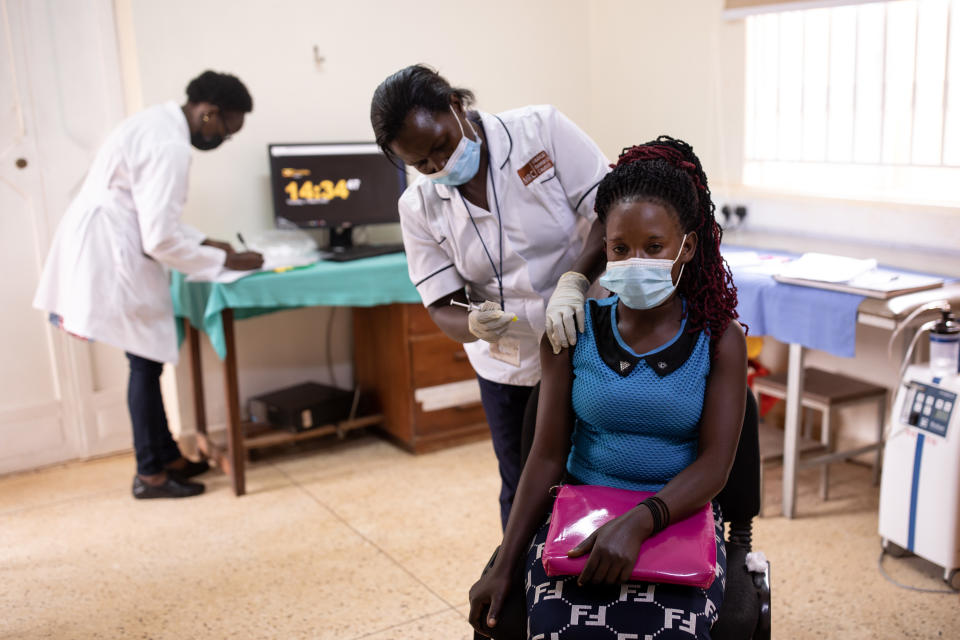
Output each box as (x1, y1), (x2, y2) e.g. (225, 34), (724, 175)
(370, 65), (609, 529)
(33, 71), (263, 500)
(469, 137), (747, 639)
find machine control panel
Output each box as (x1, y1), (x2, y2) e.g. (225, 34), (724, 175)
(902, 381), (956, 437)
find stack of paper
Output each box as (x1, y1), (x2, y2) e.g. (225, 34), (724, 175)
(774, 253), (943, 299)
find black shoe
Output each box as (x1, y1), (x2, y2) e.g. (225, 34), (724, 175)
(132, 475), (205, 499)
(164, 459), (210, 481)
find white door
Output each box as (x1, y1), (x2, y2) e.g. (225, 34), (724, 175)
(0, 0), (131, 474)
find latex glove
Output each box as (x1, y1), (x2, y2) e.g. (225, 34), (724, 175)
(468, 301), (514, 343)
(545, 271), (590, 354)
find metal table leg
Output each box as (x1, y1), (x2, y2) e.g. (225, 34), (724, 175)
(782, 342), (805, 518)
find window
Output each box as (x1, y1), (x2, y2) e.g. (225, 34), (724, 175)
(743, 0), (960, 205)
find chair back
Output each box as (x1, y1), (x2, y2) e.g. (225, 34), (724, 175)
(715, 389), (761, 544)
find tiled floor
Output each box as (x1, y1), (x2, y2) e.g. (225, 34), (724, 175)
(1, 431), (957, 639)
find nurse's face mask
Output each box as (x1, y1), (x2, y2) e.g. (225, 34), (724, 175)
(191, 112), (227, 151)
(425, 106), (482, 186)
(598, 234), (688, 310)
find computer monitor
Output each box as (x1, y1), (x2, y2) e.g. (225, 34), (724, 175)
(267, 142), (407, 250)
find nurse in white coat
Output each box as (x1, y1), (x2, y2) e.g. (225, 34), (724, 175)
(33, 71), (263, 499)
(370, 65), (609, 528)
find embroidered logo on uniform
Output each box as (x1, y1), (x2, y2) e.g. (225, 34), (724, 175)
(620, 360), (631, 372)
(517, 150), (554, 185)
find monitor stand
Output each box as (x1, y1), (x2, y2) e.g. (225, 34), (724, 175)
(323, 226), (404, 262)
(329, 226), (355, 252)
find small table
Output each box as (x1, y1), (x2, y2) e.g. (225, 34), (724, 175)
(725, 246), (959, 518)
(172, 253), (421, 496)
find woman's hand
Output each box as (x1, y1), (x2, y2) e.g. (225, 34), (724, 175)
(468, 565), (514, 636)
(567, 507), (653, 585)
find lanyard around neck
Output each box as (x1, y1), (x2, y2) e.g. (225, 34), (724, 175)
(458, 161), (505, 312)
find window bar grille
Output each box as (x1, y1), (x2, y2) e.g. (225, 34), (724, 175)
(879, 2), (888, 168)
(941, 0), (952, 166)
(852, 7), (860, 162)
(825, 9), (833, 163)
(910, 0), (920, 165)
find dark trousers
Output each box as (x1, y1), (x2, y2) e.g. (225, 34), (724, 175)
(476, 375), (535, 530)
(127, 353), (181, 475)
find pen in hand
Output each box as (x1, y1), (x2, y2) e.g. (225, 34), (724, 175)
(236, 232), (249, 251)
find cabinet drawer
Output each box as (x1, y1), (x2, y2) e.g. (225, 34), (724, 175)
(405, 303), (442, 336)
(414, 401), (487, 436)
(410, 336), (474, 388)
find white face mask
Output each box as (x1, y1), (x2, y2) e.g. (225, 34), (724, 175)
(598, 234), (688, 310)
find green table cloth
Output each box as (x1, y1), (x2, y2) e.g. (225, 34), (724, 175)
(172, 252), (422, 359)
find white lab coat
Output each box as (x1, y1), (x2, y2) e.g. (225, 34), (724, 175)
(33, 101), (226, 364)
(399, 105), (609, 386)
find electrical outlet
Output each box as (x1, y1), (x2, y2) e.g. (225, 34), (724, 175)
(720, 205), (732, 224)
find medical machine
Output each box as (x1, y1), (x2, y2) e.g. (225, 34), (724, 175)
(878, 305), (960, 590)
(267, 143), (407, 259)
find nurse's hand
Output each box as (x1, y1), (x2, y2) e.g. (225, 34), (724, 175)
(468, 301), (514, 343)
(224, 251), (264, 271)
(545, 271), (590, 354)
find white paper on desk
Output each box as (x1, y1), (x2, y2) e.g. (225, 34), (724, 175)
(846, 269), (943, 292)
(778, 252), (877, 283)
(722, 250), (791, 275)
(186, 252), (320, 284)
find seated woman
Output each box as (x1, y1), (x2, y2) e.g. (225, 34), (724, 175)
(468, 136), (747, 639)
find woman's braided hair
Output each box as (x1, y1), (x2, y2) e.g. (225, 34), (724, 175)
(594, 135), (741, 345)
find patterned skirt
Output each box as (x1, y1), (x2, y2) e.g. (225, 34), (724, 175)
(524, 502), (726, 640)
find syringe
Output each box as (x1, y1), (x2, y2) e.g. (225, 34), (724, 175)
(449, 299), (518, 321)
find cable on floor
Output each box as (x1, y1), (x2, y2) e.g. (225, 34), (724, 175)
(877, 550), (956, 594)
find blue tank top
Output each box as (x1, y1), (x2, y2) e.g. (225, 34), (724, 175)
(566, 296), (711, 491)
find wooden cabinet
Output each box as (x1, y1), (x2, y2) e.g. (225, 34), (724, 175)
(353, 303), (489, 453)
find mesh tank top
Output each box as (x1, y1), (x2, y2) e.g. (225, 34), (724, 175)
(566, 296), (711, 491)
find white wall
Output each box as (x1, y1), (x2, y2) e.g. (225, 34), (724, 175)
(128, 0), (597, 240)
(585, 0), (746, 186)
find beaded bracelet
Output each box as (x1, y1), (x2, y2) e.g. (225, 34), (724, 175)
(639, 496), (671, 534)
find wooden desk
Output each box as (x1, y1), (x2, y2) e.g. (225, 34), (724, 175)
(174, 255), (488, 496)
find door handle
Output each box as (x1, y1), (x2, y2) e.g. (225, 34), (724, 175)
(15, 158), (27, 169)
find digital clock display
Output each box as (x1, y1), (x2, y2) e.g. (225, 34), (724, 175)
(268, 143), (407, 229)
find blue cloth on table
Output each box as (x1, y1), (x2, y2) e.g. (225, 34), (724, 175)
(723, 246), (865, 358)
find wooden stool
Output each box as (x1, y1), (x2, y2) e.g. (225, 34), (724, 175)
(753, 368), (887, 509)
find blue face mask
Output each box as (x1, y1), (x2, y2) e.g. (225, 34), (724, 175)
(598, 234), (688, 310)
(425, 106), (482, 186)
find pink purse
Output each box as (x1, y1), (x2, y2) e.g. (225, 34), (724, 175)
(542, 484), (717, 588)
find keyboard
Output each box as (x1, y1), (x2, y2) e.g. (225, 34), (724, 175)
(322, 243), (406, 262)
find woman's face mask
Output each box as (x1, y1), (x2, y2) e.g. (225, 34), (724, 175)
(424, 106), (482, 186)
(599, 234), (688, 310)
